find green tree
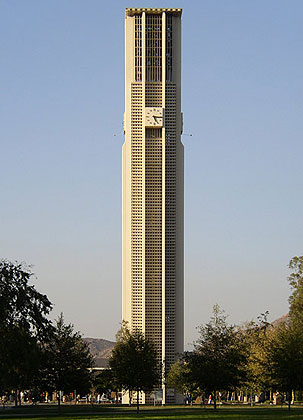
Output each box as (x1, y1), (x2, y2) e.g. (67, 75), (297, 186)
(261, 258), (303, 411)
(188, 304), (247, 409)
(166, 359), (191, 396)
(240, 312), (274, 404)
(94, 369), (120, 402)
(109, 324), (161, 413)
(288, 256), (303, 322)
(0, 260), (52, 335)
(42, 314), (93, 410)
(0, 260), (52, 404)
(266, 321), (303, 410)
(0, 327), (42, 401)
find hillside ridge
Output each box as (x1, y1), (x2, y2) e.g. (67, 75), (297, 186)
(83, 337), (115, 368)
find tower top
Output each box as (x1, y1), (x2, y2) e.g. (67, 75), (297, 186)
(125, 8), (182, 17)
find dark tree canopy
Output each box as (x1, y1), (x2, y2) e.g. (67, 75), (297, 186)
(166, 359), (192, 396)
(94, 369), (120, 402)
(0, 326), (42, 395)
(187, 305), (247, 409)
(0, 260), (52, 336)
(109, 324), (161, 412)
(259, 257), (303, 411)
(0, 260), (52, 398)
(42, 313), (93, 402)
(266, 321), (303, 410)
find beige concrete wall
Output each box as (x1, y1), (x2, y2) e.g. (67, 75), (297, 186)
(122, 8), (183, 405)
(173, 13), (184, 361)
(122, 14), (134, 328)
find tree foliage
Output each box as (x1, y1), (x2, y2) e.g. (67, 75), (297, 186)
(0, 326), (41, 395)
(288, 256), (303, 322)
(265, 321), (303, 410)
(166, 359), (192, 396)
(0, 260), (52, 399)
(240, 312), (274, 395)
(109, 323), (161, 412)
(42, 313), (93, 407)
(0, 260), (52, 336)
(94, 369), (120, 402)
(187, 305), (247, 409)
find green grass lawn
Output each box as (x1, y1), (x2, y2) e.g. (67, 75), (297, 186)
(1, 405), (303, 420)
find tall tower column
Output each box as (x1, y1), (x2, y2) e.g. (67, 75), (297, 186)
(122, 8), (183, 404)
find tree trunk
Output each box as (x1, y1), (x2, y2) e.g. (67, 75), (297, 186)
(58, 391), (61, 413)
(213, 391), (217, 410)
(136, 389), (139, 414)
(14, 390), (18, 407)
(288, 390), (291, 411)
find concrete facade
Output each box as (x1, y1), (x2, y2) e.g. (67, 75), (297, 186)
(122, 8), (184, 404)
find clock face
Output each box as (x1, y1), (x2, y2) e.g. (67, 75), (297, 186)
(145, 107), (164, 127)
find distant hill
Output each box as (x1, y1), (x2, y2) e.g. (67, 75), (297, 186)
(84, 337), (115, 368)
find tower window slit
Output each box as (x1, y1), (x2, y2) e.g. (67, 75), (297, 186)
(146, 15), (162, 82)
(166, 15), (173, 82)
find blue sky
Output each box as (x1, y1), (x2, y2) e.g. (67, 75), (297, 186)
(1, 0), (303, 346)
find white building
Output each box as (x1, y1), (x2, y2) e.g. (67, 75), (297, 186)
(122, 8), (184, 404)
